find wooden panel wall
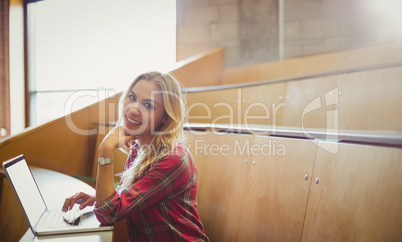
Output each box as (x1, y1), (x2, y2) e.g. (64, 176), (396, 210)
(0, 176), (28, 242)
(186, 88), (241, 124)
(337, 67), (402, 131)
(184, 131), (402, 241)
(192, 133), (253, 241)
(239, 82), (287, 126)
(302, 142), (402, 241)
(170, 48), (225, 88)
(186, 66), (402, 131)
(281, 74), (339, 130)
(282, 66), (402, 130)
(237, 135), (317, 241)
(0, 94), (121, 177)
(186, 82), (287, 126)
(0, 0), (10, 139)
(222, 43), (402, 85)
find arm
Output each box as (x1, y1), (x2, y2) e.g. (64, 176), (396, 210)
(95, 139), (117, 206)
(96, 126), (136, 205)
(62, 126), (135, 212)
(94, 145), (197, 225)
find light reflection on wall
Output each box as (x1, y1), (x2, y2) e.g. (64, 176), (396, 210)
(367, 0), (402, 42)
(369, 0), (402, 21)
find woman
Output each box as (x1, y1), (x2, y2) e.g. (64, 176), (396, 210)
(63, 72), (209, 241)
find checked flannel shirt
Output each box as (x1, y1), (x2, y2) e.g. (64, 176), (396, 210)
(94, 143), (209, 242)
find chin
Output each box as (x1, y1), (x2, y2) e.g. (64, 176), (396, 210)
(125, 128), (140, 136)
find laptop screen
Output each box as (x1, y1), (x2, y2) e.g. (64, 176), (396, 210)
(3, 155), (47, 227)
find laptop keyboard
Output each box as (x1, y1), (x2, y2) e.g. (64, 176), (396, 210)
(40, 209), (81, 228)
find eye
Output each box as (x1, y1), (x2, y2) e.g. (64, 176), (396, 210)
(128, 94), (136, 101)
(144, 102), (155, 110)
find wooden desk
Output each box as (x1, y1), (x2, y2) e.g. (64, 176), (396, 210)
(19, 167), (113, 242)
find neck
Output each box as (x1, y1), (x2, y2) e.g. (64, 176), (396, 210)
(137, 135), (154, 148)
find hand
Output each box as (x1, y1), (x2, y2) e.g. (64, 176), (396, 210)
(99, 126), (137, 158)
(62, 192), (95, 212)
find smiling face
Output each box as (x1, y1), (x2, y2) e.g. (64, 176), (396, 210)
(123, 79), (165, 145)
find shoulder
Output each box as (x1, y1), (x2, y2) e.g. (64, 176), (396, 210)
(166, 143), (193, 162)
(156, 143), (194, 169)
(154, 143), (197, 185)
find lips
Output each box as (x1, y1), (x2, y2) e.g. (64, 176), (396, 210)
(125, 115), (142, 126)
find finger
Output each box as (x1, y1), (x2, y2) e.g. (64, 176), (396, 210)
(110, 126), (119, 134)
(67, 198), (79, 211)
(62, 192), (84, 212)
(62, 197), (76, 212)
(125, 134), (137, 141)
(62, 193), (76, 212)
(79, 197), (95, 210)
(118, 127), (136, 145)
(62, 200), (69, 212)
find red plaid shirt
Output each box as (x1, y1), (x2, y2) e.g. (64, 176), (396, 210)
(94, 143), (209, 242)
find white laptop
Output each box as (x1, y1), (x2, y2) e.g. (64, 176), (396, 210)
(2, 154), (114, 236)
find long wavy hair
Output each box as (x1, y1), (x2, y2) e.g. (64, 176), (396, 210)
(117, 72), (186, 192)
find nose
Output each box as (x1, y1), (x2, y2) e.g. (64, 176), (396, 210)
(125, 102), (141, 116)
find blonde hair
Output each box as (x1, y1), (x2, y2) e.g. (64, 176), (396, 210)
(117, 71), (186, 192)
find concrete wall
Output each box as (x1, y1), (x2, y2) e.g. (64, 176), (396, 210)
(283, 0), (402, 59)
(177, 0), (240, 67)
(177, 0), (279, 67)
(177, 0), (402, 66)
(284, 0), (347, 59)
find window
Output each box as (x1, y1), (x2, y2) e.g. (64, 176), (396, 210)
(26, 0), (176, 126)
